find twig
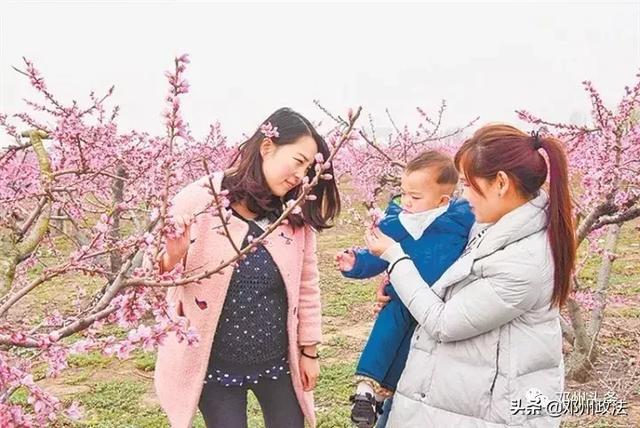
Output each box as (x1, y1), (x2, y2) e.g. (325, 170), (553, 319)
(385, 108), (401, 134)
(202, 161), (241, 255)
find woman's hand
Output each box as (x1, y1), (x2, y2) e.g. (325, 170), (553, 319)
(364, 227), (395, 257)
(299, 346), (320, 392)
(374, 276), (392, 314)
(162, 214), (193, 271)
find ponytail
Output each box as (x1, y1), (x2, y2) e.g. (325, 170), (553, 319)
(539, 137), (576, 307)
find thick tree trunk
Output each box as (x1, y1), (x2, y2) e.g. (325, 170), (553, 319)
(567, 224), (622, 382)
(1, 131), (51, 297)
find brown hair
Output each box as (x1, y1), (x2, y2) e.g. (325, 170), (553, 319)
(223, 107), (340, 230)
(406, 150), (458, 194)
(454, 124), (576, 307)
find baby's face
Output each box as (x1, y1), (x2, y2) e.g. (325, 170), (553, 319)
(399, 168), (450, 214)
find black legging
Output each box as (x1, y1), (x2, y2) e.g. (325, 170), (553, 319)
(198, 373), (305, 428)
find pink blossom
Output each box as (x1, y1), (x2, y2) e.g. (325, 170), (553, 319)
(367, 207), (385, 228)
(143, 232), (155, 246)
(260, 122), (279, 139)
(285, 199), (303, 215)
(149, 207), (160, 221)
(177, 53), (191, 64)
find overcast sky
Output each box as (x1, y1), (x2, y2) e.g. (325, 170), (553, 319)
(1, 1), (639, 146)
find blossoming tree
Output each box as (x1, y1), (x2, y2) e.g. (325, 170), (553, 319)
(316, 99), (478, 206)
(0, 55), (361, 426)
(518, 72), (640, 382)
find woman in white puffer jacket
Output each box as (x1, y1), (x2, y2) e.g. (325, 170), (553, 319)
(365, 124), (576, 427)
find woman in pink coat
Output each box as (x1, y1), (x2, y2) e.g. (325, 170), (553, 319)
(154, 108), (340, 428)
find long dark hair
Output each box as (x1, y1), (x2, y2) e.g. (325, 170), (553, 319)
(454, 124), (576, 308)
(223, 107), (341, 230)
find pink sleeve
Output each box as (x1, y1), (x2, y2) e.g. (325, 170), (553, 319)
(161, 175), (214, 271)
(297, 225), (323, 346)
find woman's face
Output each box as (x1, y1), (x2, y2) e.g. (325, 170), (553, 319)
(260, 135), (318, 197)
(459, 169), (503, 224)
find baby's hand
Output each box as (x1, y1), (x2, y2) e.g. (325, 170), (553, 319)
(334, 249), (356, 272)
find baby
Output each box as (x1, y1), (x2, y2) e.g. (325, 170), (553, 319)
(336, 150), (474, 427)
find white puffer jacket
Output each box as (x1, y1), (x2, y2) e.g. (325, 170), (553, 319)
(381, 192), (564, 427)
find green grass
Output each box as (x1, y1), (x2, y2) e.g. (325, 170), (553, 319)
(320, 270), (373, 318)
(317, 222), (379, 319)
(8, 386), (29, 406)
(132, 351), (156, 372)
(577, 223), (640, 293)
(320, 335), (351, 360)
(607, 306), (640, 318)
(73, 380), (168, 428)
(68, 352), (114, 369)
(315, 362), (357, 428)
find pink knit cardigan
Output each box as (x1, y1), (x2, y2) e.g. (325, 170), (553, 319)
(154, 173), (322, 427)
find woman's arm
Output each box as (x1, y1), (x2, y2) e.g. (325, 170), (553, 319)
(380, 243), (542, 342)
(365, 225), (544, 343)
(297, 226), (323, 346)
